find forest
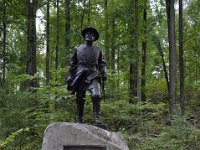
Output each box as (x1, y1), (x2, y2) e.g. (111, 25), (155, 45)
(1, 0), (200, 149)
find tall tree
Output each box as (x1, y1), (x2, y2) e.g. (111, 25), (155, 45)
(152, 35), (170, 93)
(88, 0), (91, 25)
(26, 0), (38, 139)
(2, 0), (8, 135)
(55, 0), (59, 70)
(81, 0), (86, 31)
(135, 0), (140, 101)
(46, 0), (50, 85)
(2, 0), (6, 86)
(166, 0), (177, 115)
(111, 17), (116, 71)
(129, 0), (139, 103)
(104, 0), (109, 67)
(65, 0), (71, 65)
(26, 0), (38, 87)
(179, 0), (185, 114)
(141, 1), (147, 102)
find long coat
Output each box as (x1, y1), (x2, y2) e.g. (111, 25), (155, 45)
(67, 44), (106, 94)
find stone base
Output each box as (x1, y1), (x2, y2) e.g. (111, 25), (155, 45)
(41, 122), (129, 150)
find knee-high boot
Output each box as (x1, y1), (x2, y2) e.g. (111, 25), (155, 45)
(76, 99), (85, 123)
(92, 96), (101, 124)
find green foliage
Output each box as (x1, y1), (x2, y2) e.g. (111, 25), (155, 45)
(105, 70), (129, 100)
(102, 99), (166, 148)
(0, 68), (74, 149)
(103, 100), (166, 129)
(135, 115), (200, 150)
(103, 98), (200, 150)
(146, 79), (168, 102)
(0, 85), (74, 149)
(0, 128), (29, 149)
(1, 0), (200, 149)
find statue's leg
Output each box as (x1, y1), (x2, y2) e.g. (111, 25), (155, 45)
(90, 80), (101, 124)
(76, 90), (86, 123)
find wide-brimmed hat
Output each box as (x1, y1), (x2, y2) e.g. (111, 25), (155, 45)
(81, 26), (99, 41)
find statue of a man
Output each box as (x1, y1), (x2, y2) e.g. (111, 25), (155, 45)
(67, 26), (107, 124)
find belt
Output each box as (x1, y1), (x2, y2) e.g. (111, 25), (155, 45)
(78, 63), (97, 69)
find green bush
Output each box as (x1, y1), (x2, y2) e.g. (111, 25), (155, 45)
(135, 115), (200, 150)
(102, 99), (167, 149)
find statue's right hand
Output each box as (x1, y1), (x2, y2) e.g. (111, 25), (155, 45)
(101, 71), (107, 81)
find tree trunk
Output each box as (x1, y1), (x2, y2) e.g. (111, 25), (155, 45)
(26, 0), (37, 88)
(111, 18), (116, 71)
(129, 0), (135, 103)
(129, 0), (139, 103)
(104, 0), (109, 67)
(2, 0), (8, 134)
(88, 0), (91, 25)
(26, 1), (38, 137)
(166, 0), (177, 115)
(81, 0), (86, 31)
(55, 0), (59, 70)
(65, 0), (71, 66)
(2, 0), (6, 87)
(117, 44), (120, 99)
(179, 0), (185, 114)
(135, 0), (140, 101)
(46, 0), (50, 85)
(141, 2), (147, 102)
(153, 37), (170, 93)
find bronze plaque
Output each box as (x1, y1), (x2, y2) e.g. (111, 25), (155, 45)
(63, 145), (106, 150)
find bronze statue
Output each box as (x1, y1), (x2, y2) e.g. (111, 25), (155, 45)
(67, 26), (107, 124)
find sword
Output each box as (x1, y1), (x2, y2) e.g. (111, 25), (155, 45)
(102, 80), (106, 102)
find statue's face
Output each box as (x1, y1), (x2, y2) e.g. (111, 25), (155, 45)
(85, 31), (96, 42)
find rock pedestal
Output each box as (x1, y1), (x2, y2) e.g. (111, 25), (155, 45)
(41, 122), (129, 150)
